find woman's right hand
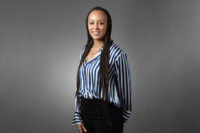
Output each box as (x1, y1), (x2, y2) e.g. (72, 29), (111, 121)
(76, 123), (87, 133)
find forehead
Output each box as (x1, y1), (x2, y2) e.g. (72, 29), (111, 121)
(88, 10), (107, 21)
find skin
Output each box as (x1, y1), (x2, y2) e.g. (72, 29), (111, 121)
(88, 10), (107, 46)
(86, 10), (108, 64)
(76, 10), (108, 133)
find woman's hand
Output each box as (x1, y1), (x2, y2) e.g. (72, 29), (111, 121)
(76, 123), (87, 133)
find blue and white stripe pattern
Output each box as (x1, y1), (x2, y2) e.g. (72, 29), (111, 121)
(72, 41), (132, 125)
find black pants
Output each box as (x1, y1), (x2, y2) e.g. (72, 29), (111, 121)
(80, 97), (124, 133)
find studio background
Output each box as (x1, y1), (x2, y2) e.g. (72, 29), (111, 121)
(0, 0), (200, 133)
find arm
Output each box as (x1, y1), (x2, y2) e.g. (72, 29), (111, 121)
(72, 44), (86, 125)
(72, 92), (83, 125)
(114, 51), (132, 123)
(72, 45), (88, 133)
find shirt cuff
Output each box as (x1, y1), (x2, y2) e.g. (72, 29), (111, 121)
(122, 110), (131, 123)
(72, 112), (83, 125)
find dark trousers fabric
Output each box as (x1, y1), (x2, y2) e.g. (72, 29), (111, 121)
(80, 97), (124, 133)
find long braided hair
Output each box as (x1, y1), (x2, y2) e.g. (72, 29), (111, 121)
(76, 6), (113, 125)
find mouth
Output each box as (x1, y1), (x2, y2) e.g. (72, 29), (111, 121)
(92, 31), (100, 35)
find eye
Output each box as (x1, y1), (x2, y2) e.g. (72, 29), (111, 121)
(89, 22), (94, 25)
(99, 22), (104, 25)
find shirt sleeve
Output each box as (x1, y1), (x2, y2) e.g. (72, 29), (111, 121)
(72, 44), (86, 125)
(114, 51), (132, 123)
(72, 92), (83, 125)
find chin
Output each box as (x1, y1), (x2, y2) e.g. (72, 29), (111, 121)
(92, 37), (102, 40)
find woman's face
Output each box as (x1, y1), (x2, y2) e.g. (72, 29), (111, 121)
(88, 10), (108, 41)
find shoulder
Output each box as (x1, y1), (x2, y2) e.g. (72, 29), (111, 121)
(79, 44), (87, 59)
(80, 44), (87, 54)
(82, 44), (87, 52)
(110, 41), (127, 60)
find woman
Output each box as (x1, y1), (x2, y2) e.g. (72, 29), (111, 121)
(72, 6), (132, 133)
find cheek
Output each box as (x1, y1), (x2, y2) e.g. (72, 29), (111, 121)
(88, 27), (93, 33)
(101, 26), (107, 33)
(88, 24), (92, 30)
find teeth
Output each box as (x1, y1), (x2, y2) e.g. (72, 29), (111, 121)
(93, 31), (100, 35)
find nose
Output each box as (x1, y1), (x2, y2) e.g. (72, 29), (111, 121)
(94, 22), (99, 29)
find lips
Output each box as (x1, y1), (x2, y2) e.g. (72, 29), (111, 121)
(92, 31), (100, 35)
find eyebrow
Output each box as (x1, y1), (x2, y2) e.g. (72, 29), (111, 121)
(89, 19), (105, 21)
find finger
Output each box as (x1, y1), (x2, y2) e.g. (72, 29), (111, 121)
(78, 127), (83, 133)
(77, 125), (83, 133)
(81, 124), (87, 133)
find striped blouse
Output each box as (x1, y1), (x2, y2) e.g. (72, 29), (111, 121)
(72, 41), (132, 125)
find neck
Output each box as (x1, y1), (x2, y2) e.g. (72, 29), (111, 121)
(93, 40), (104, 48)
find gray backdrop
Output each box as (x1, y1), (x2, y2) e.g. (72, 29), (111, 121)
(0, 0), (200, 133)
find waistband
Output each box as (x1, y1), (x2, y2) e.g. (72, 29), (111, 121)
(80, 96), (120, 108)
(80, 96), (122, 120)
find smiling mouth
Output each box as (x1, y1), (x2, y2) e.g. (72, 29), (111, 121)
(92, 31), (100, 35)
